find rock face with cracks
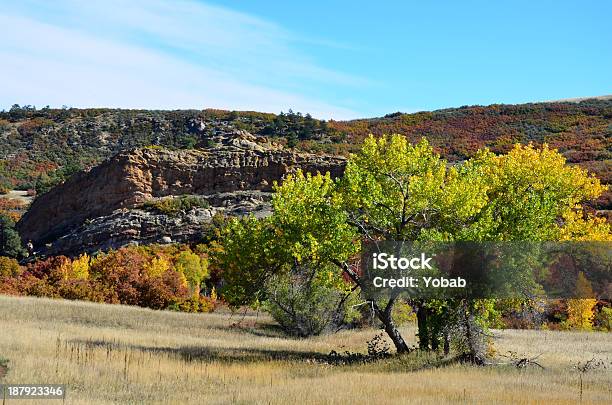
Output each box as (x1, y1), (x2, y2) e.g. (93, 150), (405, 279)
(17, 132), (346, 256)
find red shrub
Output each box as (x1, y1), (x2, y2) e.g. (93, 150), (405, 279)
(26, 256), (70, 283)
(0, 276), (23, 296)
(138, 269), (189, 309)
(90, 249), (146, 306)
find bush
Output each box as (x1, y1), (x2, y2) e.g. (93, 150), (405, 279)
(562, 299), (597, 330)
(0, 245), (215, 312)
(0, 276), (22, 295)
(0, 199), (26, 222)
(168, 292), (214, 313)
(26, 256), (71, 283)
(0, 256), (21, 277)
(57, 279), (105, 302)
(594, 306), (612, 331)
(90, 248), (147, 305)
(263, 265), (359, 337)
(139, 269), (189, 309)
(69, 254), (90, 279)
(0, 214), (26, 258)
(23, 275), (59, 298)
(142, 195), (209, 215)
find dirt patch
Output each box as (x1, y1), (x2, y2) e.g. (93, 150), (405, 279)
(0, 190), (34, 204)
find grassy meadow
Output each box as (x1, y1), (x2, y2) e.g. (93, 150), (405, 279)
(0, 295), (611, 404)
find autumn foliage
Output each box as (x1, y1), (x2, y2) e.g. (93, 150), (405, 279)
(0, 245), (216, 312)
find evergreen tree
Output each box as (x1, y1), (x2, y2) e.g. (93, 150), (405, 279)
(0, 214), (26, 258)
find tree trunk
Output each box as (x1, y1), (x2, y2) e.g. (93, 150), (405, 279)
(378, 301), (410, 354)
(375, 298), (411, 354)
(336, 260), (411, 354)
(462, 301), (486, 365)
(416, 304), (430, 350)
(382, 317), (410, 353)
(443, 331), (450, 356)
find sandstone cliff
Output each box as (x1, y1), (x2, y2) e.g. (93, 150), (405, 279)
(17, 132), (346, 255)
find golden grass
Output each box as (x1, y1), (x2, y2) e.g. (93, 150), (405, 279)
(0, 295), (611, 404)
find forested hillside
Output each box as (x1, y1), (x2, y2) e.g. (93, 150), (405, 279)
(1, 99), (610, 212)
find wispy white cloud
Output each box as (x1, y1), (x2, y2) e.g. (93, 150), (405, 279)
(0, 0), (365, 119)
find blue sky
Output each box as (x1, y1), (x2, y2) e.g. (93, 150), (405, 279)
(1, 0), (610, 119)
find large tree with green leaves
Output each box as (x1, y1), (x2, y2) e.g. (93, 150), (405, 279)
(212, 172), (360, 335)
(339, 136), (608, 357)
(213, 134), (610, 357)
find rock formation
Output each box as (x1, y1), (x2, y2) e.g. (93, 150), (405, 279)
(17, 132), (346, 255)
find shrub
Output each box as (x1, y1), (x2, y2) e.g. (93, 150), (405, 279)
(562, 299), (597, 330)
(69, 254), (90, 279)
(57, 279), (104, 302)
(90, 248), (147, 305)
(26, 256), (71, 283)
(0, 245), (217, 312)
(594, 306), (612, 331)
(17, 117), (54, 136)
(0, 198), (24, 222)
(174, 250), (208, 293)
(144, 256), (171, 278)
(139, 269), (189, 309)
(22, 275), (59, 298)
(0, 214), (26, 258)
(0, 276), (23, 295)
(0, 256), (21, 277)
(142, 195), (209, 215)
(263, 265), (359, 337)
(169, 294), (216, 313)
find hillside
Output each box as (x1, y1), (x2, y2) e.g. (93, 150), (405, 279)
(1, 99), (610, 213)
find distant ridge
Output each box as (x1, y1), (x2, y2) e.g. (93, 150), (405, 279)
(1, 98), (610, 221)
(543, 95), (612, 103)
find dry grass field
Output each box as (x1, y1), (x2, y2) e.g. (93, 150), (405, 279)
(0, 295), (611, 404)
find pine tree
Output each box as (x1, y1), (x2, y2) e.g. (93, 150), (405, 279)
(0, 214), (26, 258)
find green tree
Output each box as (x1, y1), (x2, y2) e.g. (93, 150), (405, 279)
(339, 136), (607, 357)
(213, 172), (359, 334)
(175, 250), (209, 293)
(0, 214), (25, 259)
(338, 135), (490, 353)
(213, 135), (610, 358)
(213, 215), (287, 306)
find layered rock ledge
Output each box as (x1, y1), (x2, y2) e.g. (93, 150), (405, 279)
(17, 132), (346, 255)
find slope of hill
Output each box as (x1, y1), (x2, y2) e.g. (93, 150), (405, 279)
(1, 99), (610, 213)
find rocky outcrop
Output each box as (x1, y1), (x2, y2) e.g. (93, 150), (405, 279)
(47, 207), (215, 255)
(17, 132), (346, 255)
(43, 191), (273, 256)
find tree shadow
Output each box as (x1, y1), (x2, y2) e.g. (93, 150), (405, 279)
(203, 321), (305, 340)
(68, 338), (329, 364)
